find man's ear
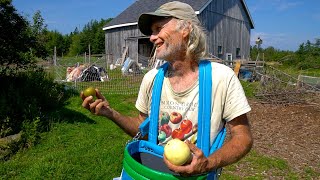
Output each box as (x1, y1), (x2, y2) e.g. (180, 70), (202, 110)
(182, 21), (192, 38)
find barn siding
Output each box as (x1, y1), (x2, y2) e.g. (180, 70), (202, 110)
(105, 25), (142, 64)
(199, 0), (251, 60)
(104, 0), (252, 64)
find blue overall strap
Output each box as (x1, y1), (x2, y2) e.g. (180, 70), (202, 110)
(197, 60), (212, 157)
(148, 62), (169, 144)
(138, 117), (150, 137)
(209, 126), (227, 154)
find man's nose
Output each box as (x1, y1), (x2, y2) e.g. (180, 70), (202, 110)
(150, 33), (157, 43)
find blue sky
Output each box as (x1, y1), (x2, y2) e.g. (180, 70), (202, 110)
(13, 0), (320, 51)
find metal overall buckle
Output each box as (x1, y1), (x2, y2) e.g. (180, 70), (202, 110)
(126, 131), (142, 145)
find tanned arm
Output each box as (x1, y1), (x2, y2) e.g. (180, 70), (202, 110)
(81, 89), (147, 137)
(206, 114), (253, 170)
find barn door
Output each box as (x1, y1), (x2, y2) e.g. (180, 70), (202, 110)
(126, 38), (138, 62)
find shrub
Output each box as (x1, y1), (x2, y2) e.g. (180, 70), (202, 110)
(0, 67), (74, 138)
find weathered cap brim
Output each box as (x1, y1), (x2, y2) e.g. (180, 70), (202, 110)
(138, 12), (171, 36)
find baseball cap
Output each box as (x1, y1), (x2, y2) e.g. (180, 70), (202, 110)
(138, 1), (200, 35)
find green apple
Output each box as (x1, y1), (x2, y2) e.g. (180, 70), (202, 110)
(158, 131), (167, 142)
(164, 139), (192, 166)
(160, 112), (170, 125)
(83, 87), (96, 97)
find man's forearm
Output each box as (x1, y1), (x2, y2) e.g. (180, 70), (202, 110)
(105, 108), (145, 137)
(207, 130), (253, 171)
(206, 114), (253, 172)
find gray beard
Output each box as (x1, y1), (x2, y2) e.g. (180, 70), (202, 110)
(156, 41), (186, 61)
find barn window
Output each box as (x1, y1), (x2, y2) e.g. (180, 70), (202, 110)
(218, 46), (222, 54)
(236, 48), (241, 58)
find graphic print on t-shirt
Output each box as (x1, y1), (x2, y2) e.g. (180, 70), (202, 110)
(158, 110), (198, 144)
(157, 91), (199, 145)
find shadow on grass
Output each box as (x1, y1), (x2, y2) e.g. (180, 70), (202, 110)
(46, 106), (97, 125)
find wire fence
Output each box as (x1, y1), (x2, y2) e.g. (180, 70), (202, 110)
(47, 55), (146, 95)
(255, 65), (320, 105)
(45, 55), (320, 105)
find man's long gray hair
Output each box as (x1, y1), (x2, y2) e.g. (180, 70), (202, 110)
(176, 19), (208, 61)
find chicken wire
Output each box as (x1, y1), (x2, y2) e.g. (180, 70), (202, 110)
(51, 56), (145, 95)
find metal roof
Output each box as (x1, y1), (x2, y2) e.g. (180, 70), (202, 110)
(103, 0), (254, 30)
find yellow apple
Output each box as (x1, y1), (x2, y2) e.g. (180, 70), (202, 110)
(83, 87), (96, 97)
(164, 139), (192, 166)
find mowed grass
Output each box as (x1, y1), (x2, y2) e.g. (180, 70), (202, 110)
(0, 94), (136, 179)
(1, 86), (318, 179)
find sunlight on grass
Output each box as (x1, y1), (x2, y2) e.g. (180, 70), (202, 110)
(240, 80), (259, 99)
(220, 150), (299, 179)
(0, 95), (134, 179)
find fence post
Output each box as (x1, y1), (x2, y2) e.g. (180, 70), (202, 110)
(53, 46), (57, 66)
(88, 44), (91, 64)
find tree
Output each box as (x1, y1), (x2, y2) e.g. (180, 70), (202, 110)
(45, 30), (65, 57)
(68, 34), (82, 56)
(32, 10), (47, 35)
(64, 18), (112, 56)
(0, 0), (37, 71)
(314, 38), (320, 48)
(30, 10), (48, 58)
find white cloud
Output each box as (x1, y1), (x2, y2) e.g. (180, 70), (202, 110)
(272, 0), (301, 11)
(249, 0), (301, 12)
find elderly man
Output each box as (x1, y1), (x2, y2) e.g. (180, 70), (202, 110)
(81, 1), (253, 177)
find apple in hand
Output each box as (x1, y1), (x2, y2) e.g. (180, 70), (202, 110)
(170, 112), (182, 124)
(164, 139), (192, 166)
(83, 87), (96, 97)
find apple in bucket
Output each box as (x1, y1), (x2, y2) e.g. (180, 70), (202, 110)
(164, 139), (192, 166)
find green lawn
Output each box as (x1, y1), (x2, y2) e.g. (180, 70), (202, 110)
(0, 94), (135, 179)
(0, 90), (317, 179)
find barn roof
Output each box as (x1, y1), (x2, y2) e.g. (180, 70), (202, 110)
(103, 0), (254, 31)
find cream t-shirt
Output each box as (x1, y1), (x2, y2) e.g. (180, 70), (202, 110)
(135, 61), (251, 146)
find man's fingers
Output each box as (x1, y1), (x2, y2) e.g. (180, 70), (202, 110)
(80, 91), (85, 100)
(186, 140), (203, 157)
(82, 96), (94, 109)
(163, 155), (178, 171)
(163, 152), (193, 175)
(95, 101), (108, 115)
(89, 99), (102, 113)
(96, 89), (106, 101)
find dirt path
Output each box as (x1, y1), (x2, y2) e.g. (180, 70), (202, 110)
(247, 100), (320, 174)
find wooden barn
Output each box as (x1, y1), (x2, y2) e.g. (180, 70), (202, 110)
(103, 0), (254, 67)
